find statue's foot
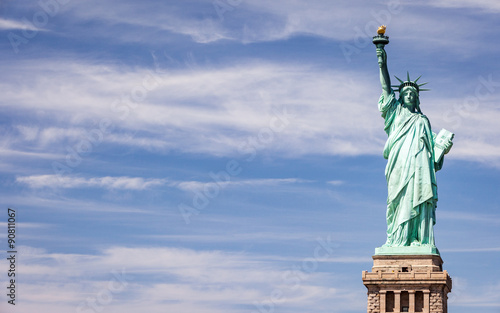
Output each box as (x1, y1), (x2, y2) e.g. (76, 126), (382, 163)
(410, 241), (421, 247)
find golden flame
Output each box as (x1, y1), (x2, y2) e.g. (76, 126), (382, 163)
(377, 25), (386, 35)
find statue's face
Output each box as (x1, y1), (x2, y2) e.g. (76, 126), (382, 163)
(402, 89), (417, 110)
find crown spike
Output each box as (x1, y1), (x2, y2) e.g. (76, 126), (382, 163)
(394, 73), (430, 93)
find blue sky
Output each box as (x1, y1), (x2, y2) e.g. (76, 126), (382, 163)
(0, 0), (499, 312)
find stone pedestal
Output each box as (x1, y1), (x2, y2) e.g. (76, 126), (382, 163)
(362, 255), (452, 313)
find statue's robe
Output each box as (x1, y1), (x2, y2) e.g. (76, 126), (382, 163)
(378, 90), (443, 246)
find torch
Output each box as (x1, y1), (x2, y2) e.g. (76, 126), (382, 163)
(372, 25), (389, 66)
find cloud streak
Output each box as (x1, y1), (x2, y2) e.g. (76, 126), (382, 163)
(3, 57), (500, 169)
(0, 18), (39, 31)
(16, 174), (314, 194)
(1, 244), (353, 313)
(429, 0), (500, 12)
(16, 174), (168, 190)
(175, 178), (312, 192)
(0, 59), (385, 159)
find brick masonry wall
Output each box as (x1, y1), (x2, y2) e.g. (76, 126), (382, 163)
(430, 291), (444, 313)
(367, 292), (380, 313)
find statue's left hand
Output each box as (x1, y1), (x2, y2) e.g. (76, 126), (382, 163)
(444, 141), (453, 154)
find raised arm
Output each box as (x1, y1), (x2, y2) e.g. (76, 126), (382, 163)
(377, 48), (391, 98)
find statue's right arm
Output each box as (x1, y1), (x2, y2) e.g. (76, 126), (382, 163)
(377, 48), (391, 98)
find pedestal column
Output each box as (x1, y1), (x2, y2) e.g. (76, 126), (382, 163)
(380, 291), (386, 313)
(423, 290), (430, 313)
(394, 291), (401, 312)
(409, 291), (415, 313)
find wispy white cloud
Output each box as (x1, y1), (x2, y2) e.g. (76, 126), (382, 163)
(2, 193), (153, 214)
(16, 125), (39, 141)
(444, 278), (500, 309)
(0, 59), (384, 158)
(327, 180), (344, 186)
(175, 178), (311, 192)
(441, 247), (500, 253)
(145, 231), (334, 244)
(0, 18), (40, 31)
(16, 171), (314, 191)
(0, 222), (49, 229)
(0, 245), (358, 313)
(16, 174), (168, 190)
(3, 58), (500, 166)
(61, 0), (231, 43)
(54, 0), (498, 59)
(439, 211), (500, 224)
(15, 174), (315, 197)
(0, 147), (61, 160)
(429, 0), (500, 12)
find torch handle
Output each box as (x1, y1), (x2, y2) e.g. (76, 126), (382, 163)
(376, 43), (386, 66)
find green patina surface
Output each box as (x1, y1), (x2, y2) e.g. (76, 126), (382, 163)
(372, 31), (453, 256)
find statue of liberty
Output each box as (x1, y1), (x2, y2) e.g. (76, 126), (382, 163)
(373, 27), (453, 255)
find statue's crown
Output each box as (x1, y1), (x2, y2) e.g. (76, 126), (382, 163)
(392, 72), (429, 94)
